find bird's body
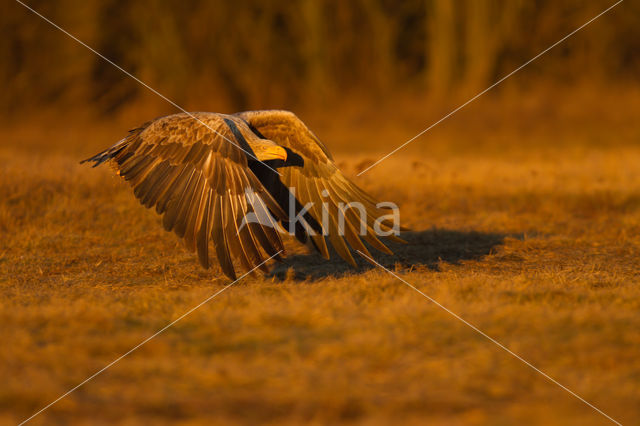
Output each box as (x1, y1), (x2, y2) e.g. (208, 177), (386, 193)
(83, 110), (403, 279)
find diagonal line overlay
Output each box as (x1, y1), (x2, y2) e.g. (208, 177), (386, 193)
(356, 0), (624, 176)
(356, 250), (622, 425)
(19, 251), (282, 425)
(14, 0), (282, 176)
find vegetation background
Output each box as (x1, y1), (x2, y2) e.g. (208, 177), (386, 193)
(1, 0), (639, 425)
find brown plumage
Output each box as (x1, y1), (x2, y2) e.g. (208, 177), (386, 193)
(82, 110), (404, 280)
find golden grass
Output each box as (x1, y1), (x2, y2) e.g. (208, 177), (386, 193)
(1, 93), (640, 425)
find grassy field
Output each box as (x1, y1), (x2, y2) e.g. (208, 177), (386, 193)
(1, 91), (640, 425)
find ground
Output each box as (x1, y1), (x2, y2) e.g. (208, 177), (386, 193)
(1, 90), (639, 425)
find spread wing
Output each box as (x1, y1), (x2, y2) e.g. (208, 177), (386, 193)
(82, 112), (286, 280)
(236, 110), (403, 266)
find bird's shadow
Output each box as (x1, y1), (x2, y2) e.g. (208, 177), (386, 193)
(270, 229), (520, 281)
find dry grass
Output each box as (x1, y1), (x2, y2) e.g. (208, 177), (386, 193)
(1, 92), (640, 425)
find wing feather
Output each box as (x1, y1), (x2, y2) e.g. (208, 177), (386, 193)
(325, 179), (393, 255)
(311, 176), (356, 266)
(156, 166), (192, 214)
(164, 169), (198, 236)
(224, 190), (252, 272)
(323, 180), (373, 260)
(237, 110), (404, 265)
(82, 112), (284, 279)
(183, 175), (208, 252)
(231, 167), (268, 272)
(196, 191), (214, 268)
(211, 194), (236, 279)
(298, 175), (330, 259)
(244, 178), (285, 260)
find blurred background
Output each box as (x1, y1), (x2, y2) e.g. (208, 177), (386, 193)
(2, 0), (638, 153)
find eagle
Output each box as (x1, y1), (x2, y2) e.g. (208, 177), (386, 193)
(82, 110), (404, 279)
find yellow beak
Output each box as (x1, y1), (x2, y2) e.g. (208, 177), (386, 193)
(260, 145), (288, 162)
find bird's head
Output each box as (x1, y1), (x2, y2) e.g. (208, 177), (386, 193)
(250, 139), (288, 162)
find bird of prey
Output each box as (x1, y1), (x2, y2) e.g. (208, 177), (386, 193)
(82, 110), (404, 279)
